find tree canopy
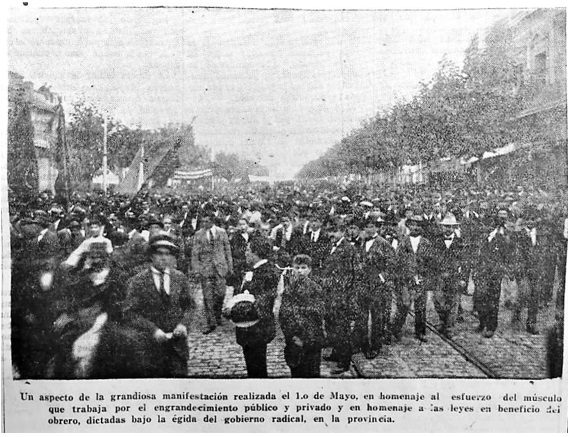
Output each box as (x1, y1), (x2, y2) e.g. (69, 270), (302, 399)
(297, 21), (528, 180)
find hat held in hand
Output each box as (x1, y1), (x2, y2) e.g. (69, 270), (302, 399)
(227, 291), (259, 328)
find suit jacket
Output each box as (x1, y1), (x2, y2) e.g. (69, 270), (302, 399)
(235, 261), (279, 347)
(396, 235), (434, 286)
(228, 232), (250, 286)
(123, 267), (195, 337)
(432, 235), (468, 285)
(296, 229), (331, 273)
(191, 227), (233, 277)
(358, 235), (396, 285)
(279, 274), (325, 347)
(513, 227), (550, 280)
(475, 228), (515, 278)
(321, 238), (358, 314)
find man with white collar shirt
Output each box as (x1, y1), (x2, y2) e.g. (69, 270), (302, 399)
(512, 208), (546, 335)
(297, 213), (330, 276)
(392, 215), (434, 343)
(123, 233), (195, 377)
(191, 214), (233, 334)
(432, 213), (467, 338)
(355, 216), (396, 358)
(474, 208), (515, 338)
(321, 218), (358, 374)
(270, 215), (294, 252)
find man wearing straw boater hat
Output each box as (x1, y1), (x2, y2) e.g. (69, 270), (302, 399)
(123, 232), (195, 377)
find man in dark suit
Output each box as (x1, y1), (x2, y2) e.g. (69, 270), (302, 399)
(355, 217), (396, 358)
(123, 233), (195, 377)
(191, 214), (234, 334)
(392, 215), (435, 343)
(295, 213), (331, 276)
(432, 213), (468, 337)
(229, 237), (279, 378)
(474, 208), (515, 338)
(228, 218), (250, 291)
(321, 218), (358, 374)
(512, 207), (546, 335)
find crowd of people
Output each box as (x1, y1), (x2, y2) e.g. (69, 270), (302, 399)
(9, 178), (567, 379)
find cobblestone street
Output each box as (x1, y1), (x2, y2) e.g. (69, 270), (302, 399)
(186, 277), (558, 379)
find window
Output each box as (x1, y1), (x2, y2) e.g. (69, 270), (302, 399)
(533, 52), (547, 85)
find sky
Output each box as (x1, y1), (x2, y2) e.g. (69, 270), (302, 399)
(7, 3), (526, 179)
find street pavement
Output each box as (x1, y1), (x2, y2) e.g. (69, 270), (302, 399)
(186, 274), (560, 379)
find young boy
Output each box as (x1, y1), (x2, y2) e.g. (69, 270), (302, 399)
(279, 254), (325, 378)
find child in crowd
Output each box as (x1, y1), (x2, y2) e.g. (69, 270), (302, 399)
(279, 254), (325, 378)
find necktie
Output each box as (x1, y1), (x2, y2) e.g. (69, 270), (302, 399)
(158, 271), (166, 295)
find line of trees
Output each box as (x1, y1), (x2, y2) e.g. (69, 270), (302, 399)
(65, 99), (209, 190)
(212, 151), (270, 182)
(297, 21), (535, 180)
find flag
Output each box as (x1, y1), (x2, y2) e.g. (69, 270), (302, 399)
(117, 139), (182, 196)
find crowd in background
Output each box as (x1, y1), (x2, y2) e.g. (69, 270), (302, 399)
(9, 178), (567, 378)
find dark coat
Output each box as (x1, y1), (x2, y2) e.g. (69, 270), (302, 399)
(321, 238), (358, 313)
(433, 235), (467, 279)
(279, 275), (325, 348)
(513, 226), (551, 281)
(229, 232), (250, 286)
(235, 261), (279, 347)
(295, 229), (331, 274)
(122, 267), (195, 377)
(123, 267), (195, 336)
(358, 235), (396, 285)
(475, 228), (515, 279)
(395, 235), (434, 286)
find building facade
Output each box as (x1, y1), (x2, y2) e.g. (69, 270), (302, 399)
(8, 72), (65, 194)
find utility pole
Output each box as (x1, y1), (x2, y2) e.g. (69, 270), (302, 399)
(102, 121), (108, 195)
(138, 142), (145, 191)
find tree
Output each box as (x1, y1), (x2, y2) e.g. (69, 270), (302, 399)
(297, 20), (527, 180)
(8, 81), (38, 195)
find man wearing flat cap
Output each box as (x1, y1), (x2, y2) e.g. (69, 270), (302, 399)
(123, 233), (195, 377)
